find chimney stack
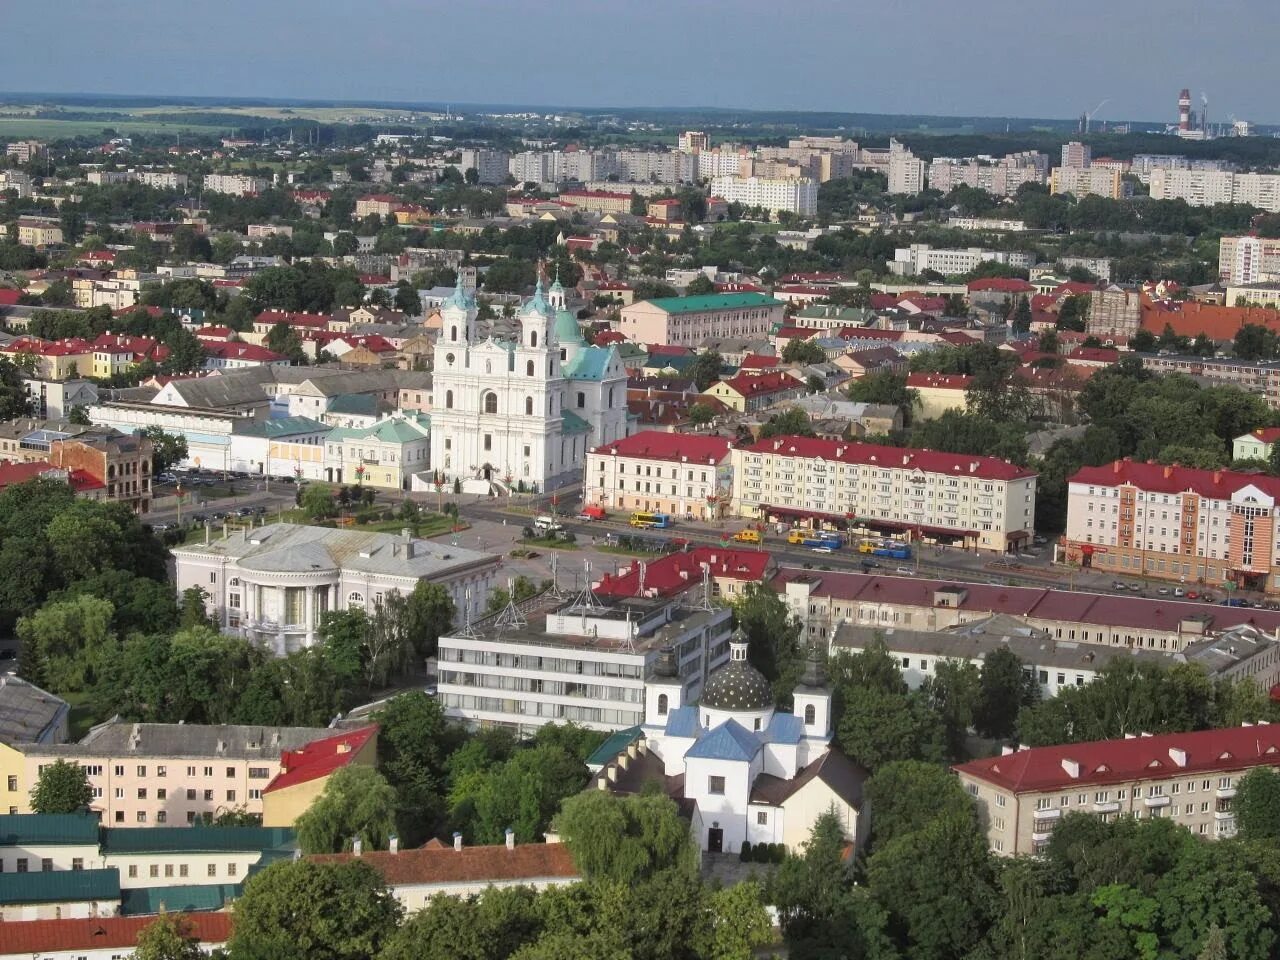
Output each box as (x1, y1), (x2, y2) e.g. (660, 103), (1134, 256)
(505, 828), (515, 851)
(352, 838), (363, 856)
(389, 835), (399, 854)
(452, 832), (463, 852)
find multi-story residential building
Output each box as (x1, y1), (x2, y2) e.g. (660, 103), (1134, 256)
(1085, 284), (1142, 337)
(1227, 281), (1280, 309)
(887, 140), (925, 195)
(436, 594), (734, 737)
(1060, 141), (1092, 169)
(1139, 352), (1280, 409)
(617, 150), (698, 184)
(1056, 255), (1113, 282)
(133, 169), (189, 190)
(707, 176), (818, 216)
(585, 431), (732, 520)
(927, 155), (1047, 197)
(16, 217), (63, 247)
(833, 614), (1278, 699)
(455, 148), (511, 184)
(947, 217), (1030, 232)
(776, 567), (1280, 668)
(1150, 169), (1280, 212)
(86, 170), (131, 186)
(5, 140), (46, 163)
(889, 244), (1035, 278)
(0, 170), (34, 198)
(1219, 235), (1280, 286)
(0, 721), (375, 823)
(702, 370), (806, 413)
(1049, 165), (1124, 199)
(174, 523), (498, 653)
(955, 724), (1280, 854)
(202, 173), (269, 197)
(677, 131), (709, 153)
(617, 292), (785, 347)
(731, 436), (1037, 553)
(697, 146), (753, 179)
(48, 431), (152, 514)
(1062, 459), (1280, 594)
(556, 189), (633, 215)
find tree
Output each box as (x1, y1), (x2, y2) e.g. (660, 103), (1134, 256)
(67, 405), (91, 425)
(685, 274), (715, 296)
(557, 790), (696, 884)
(393, 282), (422, 315)
(294, 765), (398, 855)
(30, 758), (93, 813)
(703, 880), (775, 960)
(266, 321), (307, 364)
(732, 582), (803, 705)
(300, 483), (336, 519)
(848, 370), (918, 423)
(133, 914), (206, 960)
(866, 811), (995, 960)
(374, 692), (464, 845)
(163, 328), (207, 374)
(143, 426), (189, 475)
(975, 647), (1037, 739)
(448, 741), (587, 844)
(864, 759), (978, 849)
(758, 406), (816, 440)
(1010, 295), (1033, 334)
(837, 686), (946, 769)
(379, 886), (543, 960)
(1233, 324), (1279, 362)
(229, 858), (402, 960)
(688, 401), (717, 426)
(402, 580), (455, 660)
(0, 357), (34, 420)
(782, 338), (828, 365)
(1234, 766), (1280, 841)
(17, 593), (116, 693)
(921, 657), (981, 759)
(686, 350), (723, 391)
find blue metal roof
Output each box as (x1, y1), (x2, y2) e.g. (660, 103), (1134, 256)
(761, 713), (804, 745)
(120, 883), (240, 916)
(686, 719), (760, 763)
(0, 813), (99, 846)
(0, 868), (119, 905)
(664, 705), (700, 738)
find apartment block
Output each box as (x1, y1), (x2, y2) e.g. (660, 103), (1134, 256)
(731, 436), (1037, 553)
(202, 173), (270, 197)
(436, 595), (733, 737)
(890, 244), (1035, 278)
(617, 292), (785, 348)
(1060, 141), (1092, 169)
(585, 431), (732, 520)
(677, 131), (709, 153)
(5, 141), (46, 163)
(134, 170), (189, 190)
(887, 140), (925, 195)
(1150, 169), (1280, 212)
(955, 724), (1280, 854)
(1139, 353), (1280, 409)
(1050, 165), (1124, 200)
(1219, 235), (1280, 286)
(1063, 459), (1280, 594)
(708, 175), (818, 216)
(16, 217), (63, 247)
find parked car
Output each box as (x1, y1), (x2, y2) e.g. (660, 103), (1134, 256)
(1157, 587), (1170, 596)
(210, 511), (229, 521)
(895, 566), (913, 574)
(1221, 598), (1249, 607)
(1174, 587), (1185, 597)
(1112, 581), (1127, 590)
(1185, 590), (1199, 599)
(235, 506), (254, 517)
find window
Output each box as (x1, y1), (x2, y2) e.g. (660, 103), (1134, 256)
(137, 811), (147, 823)
(709, 776), (726, 795)
(150, 865), (159, 878)
(137, 788), (147, 799)
(114, 811), (124, 823)
(165, 864), (174, 878)
(804, 704), (816, 724)
(156, 765), (166, 778)
(228, 863), (238, 877)
(657, 693), (668, 716)
(226, 790), (236, 802)
(128, 864), (138, 878)
(576, 391), (585, 408)
(526, 360), (535, 377)
(72, 858), (83, 871)
(483, 392), (498, 414)
(226, 767), (235, 779)
(41, 858), (52, 872)
(204, 767), (213, 778)
(187, 789), (197, 801)
(15, 858), (27, 873)
(157, 811), (167, 823)
(757, 811), (768, 825)
(484, 434), (492, 452)
(525, 396), (533, 415)
(5, 776), (14, 792)
(204, 790), (214, 802)
(444, 390), (453, 409)
(157, 789), (166, 801)
(180, 864), (188, 878)
(249, 767), (270, 780)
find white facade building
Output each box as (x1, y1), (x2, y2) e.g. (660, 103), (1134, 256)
(429, 276), (628, 493)
(202, 174), (270, 197)
(437, 595), (734, 737)
(174, 523), (498, 654)
(708, 176), (818, 216)
(1149, 169), (1280, 212)
(1219, 235), (1280, 286)
(890, 244), (1036, 277)
(887, 140), (925, 195)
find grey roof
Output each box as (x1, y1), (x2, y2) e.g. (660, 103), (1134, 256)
(686, 719), (761, 762)
(172, 522), (493, 581)
(325, 393), (379, 417)
(347, 322), (422, 339)
(1183, 623), (1278, 673)
(0, 675), (69, 745)
(663, 705), (701, 738)
(25, 719), (338, 760)
(161, 376), (272, 410)
(832, 614), (1199, 675)
(750, 749), (867, 808)
(760, 712), (805, 745)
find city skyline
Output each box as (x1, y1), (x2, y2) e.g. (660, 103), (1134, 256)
(5, 0), (1280, 124)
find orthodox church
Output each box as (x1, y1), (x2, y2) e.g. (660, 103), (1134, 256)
(595, 630), (869, 855)
(429, 273), (629, 493)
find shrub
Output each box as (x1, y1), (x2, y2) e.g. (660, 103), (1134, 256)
(739, 840), (752, 862)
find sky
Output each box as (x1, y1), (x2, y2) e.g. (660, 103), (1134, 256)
(8, 0), (1280, 123)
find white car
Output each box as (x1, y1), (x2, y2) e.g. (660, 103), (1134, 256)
(533, 515), (563, 532)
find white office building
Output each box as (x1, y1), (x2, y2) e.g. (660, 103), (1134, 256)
(708, 176), (818, 216)
(889, 244), (1036, 278)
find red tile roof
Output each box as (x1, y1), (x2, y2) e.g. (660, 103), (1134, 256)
(906, 372), (973, 390)
(195, 325), (233, 338)
(203, 342), (286, 363)
(1065, 346), (1119, 364)
(0, 914), (232, 955)
(832, 327), (904, 342)
(646, 344), (694, 356)
(0, 289), (21, 306)
(312, 841), (577, 886)
(593, 430), (731, 464)
(0, 460), (63, 488)
(744, 435), (1034, 481)
(595, 546), (772, 599)
(1142, 299), (1280, 341)
(739, 354), (780, 370)
(264, 725), (378, 793)
(1246, 428), (1280, 444)
(955, 724), (1280, 793)
(718, 371), (804, 397)
(1070, 459), (1280, 498)
(773, 327), (819, 341)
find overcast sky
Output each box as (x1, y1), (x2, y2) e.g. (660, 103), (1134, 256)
(8, 0), (1279, 122)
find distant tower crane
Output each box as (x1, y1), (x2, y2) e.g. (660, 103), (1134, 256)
(1083, 98), (1110, 134)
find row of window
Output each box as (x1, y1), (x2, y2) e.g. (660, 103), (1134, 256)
(29, 764), (271, 782)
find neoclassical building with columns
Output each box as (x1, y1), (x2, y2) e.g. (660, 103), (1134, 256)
(173, 523), (498, 654)
(429, 274), (629, 493)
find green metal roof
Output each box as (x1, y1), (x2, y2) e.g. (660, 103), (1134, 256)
(554, 308), (585, 345)
(639, 293), (783, 315)
(101, 826), (295, 855)
(328, 412), (430, 445)
(586, 725), (642, 768)
(120, 883), (240, 916)
(564, 345), (616, 381)
(0, 868), (119, 905)
(235, 416), (331, 439)
(0, 813), (99, 846)
(325, 393), (379, 417)
(561, 410), (591, 435)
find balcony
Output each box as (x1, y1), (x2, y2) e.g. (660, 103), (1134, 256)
(1216, 787), (1236, 799)
(1215, 810), (1235, 820)
(1143, 795), (1171, 808)
(1092, 800), (1121, 813)
(1031, 806), (1061, 820)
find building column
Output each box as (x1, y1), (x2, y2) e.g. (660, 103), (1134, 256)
(305, 586), (316, 647)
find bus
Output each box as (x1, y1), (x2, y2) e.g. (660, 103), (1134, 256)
(629, 511), (672, 529)
(858, 538), (911, 559)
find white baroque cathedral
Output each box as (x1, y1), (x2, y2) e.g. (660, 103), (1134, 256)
(429, 274), (629, 492)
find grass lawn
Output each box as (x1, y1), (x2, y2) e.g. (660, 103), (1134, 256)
(518, 536), (579, 551)
(0, 117), (230, 137)
(597, 543), (662, 557)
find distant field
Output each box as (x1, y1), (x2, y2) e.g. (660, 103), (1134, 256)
(129, 104), (444, 123)
(0, 117), (230, 137)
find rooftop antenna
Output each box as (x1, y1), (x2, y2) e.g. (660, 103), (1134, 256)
(636, 560), (646, 598)
(492, 577), (527, 631)
(547, 553), (569, 600)
(567, 559), (603, 614)
(687, 564), (715, 612)
(456, 586), (480, 638)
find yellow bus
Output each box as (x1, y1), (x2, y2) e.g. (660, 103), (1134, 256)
(629, 511), (672, 529)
